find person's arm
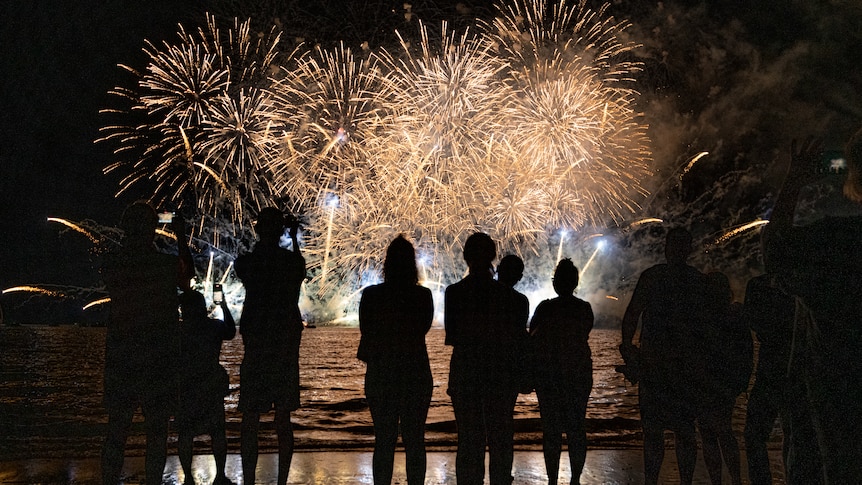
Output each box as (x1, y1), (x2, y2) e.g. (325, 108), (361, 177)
(219, 299), (237, 340)
(763, 138), (823, 271)
(444, 286), (457, 346)
(357, 287), (376, 362)
(172, 215), (194, 286)
(621, 275), (648, 350)
(528, 301), (546, 336)
(419, 287), (434, 334)
(288, 216), (301, 255)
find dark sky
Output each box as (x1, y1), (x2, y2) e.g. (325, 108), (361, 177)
(1, 0), (860, 300)
(0, 2), (204, 290)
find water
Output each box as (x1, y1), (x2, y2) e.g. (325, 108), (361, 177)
(0, 325), (668, 460)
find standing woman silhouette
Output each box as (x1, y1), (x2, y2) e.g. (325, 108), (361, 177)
(358, 235), (434, 485)
(530, 259), (594, 485)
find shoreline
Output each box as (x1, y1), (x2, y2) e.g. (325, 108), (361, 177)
(0, 448), (787, 485)
(0, 416), (646, 461)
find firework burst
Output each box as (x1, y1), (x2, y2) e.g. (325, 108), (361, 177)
(483, 0), (652, 228)
(101, 0), (654, 320)
(99, 14), (283, 236)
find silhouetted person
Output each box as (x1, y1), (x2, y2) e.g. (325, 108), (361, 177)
(497, 254), (529, 333)
(620, 227), (708, 485)
(763, 133), (862, 484)
(235, 207), (306, 485)
(529, 259), (594, 485)
(100, 201), (190, 485)
(358, 235), (434, 485)
(697, 272), (749, 485)
(445, 232), (522, 485)
(177, 282), (236, 485)
(743, 272), (822, 485)
(496, 254), (531, 393)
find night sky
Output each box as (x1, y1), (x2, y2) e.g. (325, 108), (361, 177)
(1, 1), (861, 314)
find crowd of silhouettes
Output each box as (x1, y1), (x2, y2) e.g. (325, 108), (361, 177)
(100, 127), (862, 485)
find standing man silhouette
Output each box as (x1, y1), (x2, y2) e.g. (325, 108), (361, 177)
(235, 208), (306, 485)
(763, 133), (862, 484)
(530, 259), (594, 485)
(445, 232), (522, 485)
(620, 227), (709, 485)
(100, 201), (190, 485)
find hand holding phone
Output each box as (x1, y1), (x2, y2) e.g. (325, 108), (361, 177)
(158, 211), (175, 224)
(213, 283), (223, 305)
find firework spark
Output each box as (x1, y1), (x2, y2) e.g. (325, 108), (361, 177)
(713, 219), (769, 245)
(3, 286), (64, 297)
(47, 218), (100, 243)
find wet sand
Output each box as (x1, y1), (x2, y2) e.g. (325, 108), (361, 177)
(0, 449), (785, 484)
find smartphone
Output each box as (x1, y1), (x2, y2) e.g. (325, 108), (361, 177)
(158, 211), (175, 224)
(213, 283), (223, 305)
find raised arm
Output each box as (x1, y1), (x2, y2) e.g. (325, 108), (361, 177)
(768, 137), (824, 233)
(287, 215), (302, 255)
(219, 298), (237, 340)
(172, 215), (194, 286)
(620, 276), (649, 350)
(763, 137), (822, 273)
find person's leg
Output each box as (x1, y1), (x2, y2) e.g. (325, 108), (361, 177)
(211, 412), (230, 483)
(744, 381), (779, 485)
(400, 391), (432, 485)
(805, 352), (862, 485)
(674, 422), (698, 485)
(698, 415), (723, 485)
(641, 420), (665, 485)
(275, 405), (295, 485)
(564, 389), (590, 485)
(782, 379), (824, 485)
(368, 396), (399, 485)
(101, 406), (134, 485)
(241, 411), (261, 485)
(178, 430), (194, 485)
(537, 389), (562, 485)
(143, 408), (171, 485)
(715, 406), (742, 485)
(486, 392), (516, 485)
(452, 393), (487, 485)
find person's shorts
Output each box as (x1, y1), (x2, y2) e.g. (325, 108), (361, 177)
(239, 334), (302, 413)
(176, 366), (230, 435)
(638, 377), (698, 431)
(103, 358), (177, 417)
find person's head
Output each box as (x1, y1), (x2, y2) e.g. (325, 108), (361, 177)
(254, 207), (286, 242)
(844, 126), (862, 203)
(383, 235), (418, 285)
(497, 254), (524, 288)
(664, 227), (693, 264)
(120, 200), (158, 244)
(707, 271), (732, 304)
(552, 258), (579, 296)
(463, 232), (496, 275)
(181, 289), (208, 323)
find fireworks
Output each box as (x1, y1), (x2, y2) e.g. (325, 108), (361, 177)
(100, 0), (654, 320)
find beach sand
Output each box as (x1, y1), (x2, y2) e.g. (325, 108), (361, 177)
(0, 448), (785, 484)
